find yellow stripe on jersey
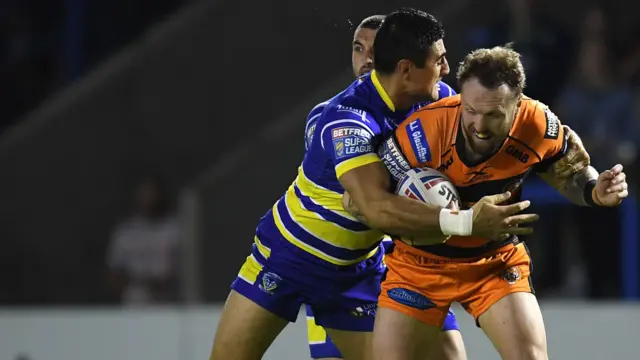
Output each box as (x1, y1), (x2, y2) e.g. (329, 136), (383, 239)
(272, 202), (378, 265)
(335, 153), (382, 178)
(296, 168), (355, 218)
(254, 236), (271, 259)
(371, 70), (396, 112)
(307, 316), (329, 345)
(283, 185), (380, 250)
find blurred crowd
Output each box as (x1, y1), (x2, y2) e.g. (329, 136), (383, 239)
(1, 1), (638, 305)
(467, 1), (639, 299)
(0, 0), (184, 134)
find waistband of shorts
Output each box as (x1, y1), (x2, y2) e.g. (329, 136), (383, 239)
(392, 236), (521, 262)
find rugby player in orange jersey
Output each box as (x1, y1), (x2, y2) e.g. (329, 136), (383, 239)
(346, 46), (628, 360)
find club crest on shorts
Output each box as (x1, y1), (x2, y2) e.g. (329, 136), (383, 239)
(501, 267), (521, 284)
(259, 272), (281, 294)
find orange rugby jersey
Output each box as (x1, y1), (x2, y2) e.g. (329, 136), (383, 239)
(382, 95), (568, 257)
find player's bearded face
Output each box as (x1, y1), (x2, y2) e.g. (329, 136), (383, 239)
(352, 28), (376, 77)
(460, 79), (520, 155)
(404, 39), (449, 102)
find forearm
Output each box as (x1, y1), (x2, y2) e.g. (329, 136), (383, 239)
(340, 162), (467, 239)
(351, 192), (446, 238)
(538, 125), (601, 206)
(540, 165), (599, 206)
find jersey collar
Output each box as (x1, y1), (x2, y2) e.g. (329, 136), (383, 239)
(370, 70), (396, 112)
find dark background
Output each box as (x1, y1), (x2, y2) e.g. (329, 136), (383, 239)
(0, 0), (638, 306)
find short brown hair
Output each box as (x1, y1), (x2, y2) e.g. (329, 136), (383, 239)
(456, 45), (526, 96)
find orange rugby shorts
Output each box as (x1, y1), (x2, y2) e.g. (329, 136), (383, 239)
(378, 240), (533, 328)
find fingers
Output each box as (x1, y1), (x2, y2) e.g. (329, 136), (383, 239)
(502, 214), (540, 227)
(617, 190), (629, 200)
(599, 170), (615, 182)
(604, 172), (626, 193)
(611, 171), (626, 184)
(501, 200), (531, 215)
(610, 164), (624, 174)
(483, 192), (512, 205)
(605, 181), (627, 194)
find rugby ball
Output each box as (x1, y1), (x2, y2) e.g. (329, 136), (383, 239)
(396, 168), (460, 211)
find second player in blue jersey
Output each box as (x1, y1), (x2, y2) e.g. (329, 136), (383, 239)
(303, 15), (465, 360)
(210, 9), (467, 360)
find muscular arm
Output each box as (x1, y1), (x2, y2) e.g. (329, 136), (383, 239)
(339, 161), (445, 238)
(537, 125), (599, 206)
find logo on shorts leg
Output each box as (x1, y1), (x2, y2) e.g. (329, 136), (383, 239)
(259, 272), (281, 294)
(501, 267), (521, 284)
(387, 288), (435, 310)
(350, 303), (377, 317)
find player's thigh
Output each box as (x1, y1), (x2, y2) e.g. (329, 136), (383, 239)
(376, 242), (456, 360)
(323, 328), (371, 360)
(479, 292), (547, 360)
(211, 249), (303, 360)
(209, 290), (289, 360)
(427, 330), (467, 360)
(312, 299), (376, 360)
(373, 306), (442, 360)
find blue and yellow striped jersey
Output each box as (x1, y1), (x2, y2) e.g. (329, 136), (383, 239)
(256, 71), (456, 265)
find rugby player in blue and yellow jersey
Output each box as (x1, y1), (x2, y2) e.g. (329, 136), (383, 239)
(209, 9), (533, 360)
(303, 15), (466, 360)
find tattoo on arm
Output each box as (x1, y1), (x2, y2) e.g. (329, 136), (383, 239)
(540, 165), (598, 206)
(539, 127), (597, 206)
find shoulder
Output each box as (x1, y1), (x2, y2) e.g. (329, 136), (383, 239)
(515, 97), (563, 143)
(318, 93), (379, 134)
(401, 95), (461, 129)
(436, 81), (457, 99)
(306, 100), (330, 122)
(511, 97), (567, 161)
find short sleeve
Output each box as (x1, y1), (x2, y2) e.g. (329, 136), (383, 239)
(304, 101), (327, 150)
(319, 107), (382, 178)
(533, 106), (569, 173)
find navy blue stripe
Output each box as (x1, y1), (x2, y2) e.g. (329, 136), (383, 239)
(293, 185), (370, 231)
(276, 200), (378, 260)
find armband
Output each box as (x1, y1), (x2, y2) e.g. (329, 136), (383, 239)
(575, 167), (599, 206)
(584, 180), (604, 207)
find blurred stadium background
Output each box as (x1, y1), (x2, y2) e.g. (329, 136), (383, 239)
(0, 0), (638, 359)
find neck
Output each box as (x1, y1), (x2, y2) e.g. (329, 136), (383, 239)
(376, 72), (413, 111)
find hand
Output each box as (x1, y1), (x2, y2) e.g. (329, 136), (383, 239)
(342, 190), (368, 224)
(342, 191), (357, 215)
(471, 192), (539, 239)
(594, 164), (628, 206)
